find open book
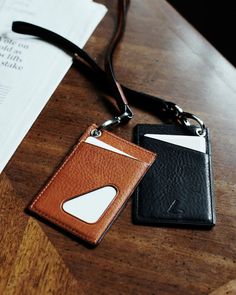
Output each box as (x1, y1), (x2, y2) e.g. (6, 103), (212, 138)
(0, 0), (107, 172)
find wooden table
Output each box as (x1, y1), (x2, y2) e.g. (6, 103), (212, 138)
(1, 1), (236, 294)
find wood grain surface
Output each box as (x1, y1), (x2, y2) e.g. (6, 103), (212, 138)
(1, 1), (236, 294)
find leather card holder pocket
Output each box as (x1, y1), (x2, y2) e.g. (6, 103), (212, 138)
(133, 124), (215, 228)
(29, 125), (156, 245)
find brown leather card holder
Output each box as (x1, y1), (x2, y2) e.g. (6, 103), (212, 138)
(28, 124), (156, 245)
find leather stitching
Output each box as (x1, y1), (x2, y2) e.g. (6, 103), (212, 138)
(29, 124), (155, 244)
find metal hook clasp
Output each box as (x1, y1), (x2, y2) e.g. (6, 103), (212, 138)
(165, 102), (206, 136)
(91, 105), (133, 137)
(178, 111), (206, 136)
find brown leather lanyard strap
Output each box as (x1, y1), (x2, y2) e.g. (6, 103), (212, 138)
(12, 21), (174, 121)
(12, 0), (205, 133)
(104, 0), (129, 111)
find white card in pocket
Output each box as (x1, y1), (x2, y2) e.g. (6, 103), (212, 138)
(85, 136), (136, 159)
(62, 186), (117, 223)
(144, 134), (206, 153)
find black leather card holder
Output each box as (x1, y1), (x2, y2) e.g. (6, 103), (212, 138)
(133, 124), (215, 228)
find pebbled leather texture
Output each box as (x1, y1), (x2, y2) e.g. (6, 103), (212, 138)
(133, 124), (215, 228)
(29, 124), (156, 245)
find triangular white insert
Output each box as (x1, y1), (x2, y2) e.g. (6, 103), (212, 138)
(62, 186), (117, 223)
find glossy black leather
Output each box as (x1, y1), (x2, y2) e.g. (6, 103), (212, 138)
(133, 124), (215, 228)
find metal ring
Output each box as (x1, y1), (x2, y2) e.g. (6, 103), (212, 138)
(90, 117), (121, 137)
(179, 112), (206, 136)
(97, 117), (121, 132)
(90, 129), (102, 137)
(90, 106), (133, 137)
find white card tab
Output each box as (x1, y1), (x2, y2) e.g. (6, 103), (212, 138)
(85, 136), (136, 159)
(62, 186), (117, 223)
(144, 134), (206, 153)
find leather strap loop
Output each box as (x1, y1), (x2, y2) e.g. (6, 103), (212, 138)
(12, 21), (168, 117)
(104, 0), (130, 114)
(12, 1), (206, 134)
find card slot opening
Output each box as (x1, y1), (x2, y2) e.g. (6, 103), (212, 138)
(81, 141), (148, 165)
(142, 136), (208, 155)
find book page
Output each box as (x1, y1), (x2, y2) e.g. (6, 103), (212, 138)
(0, 0), (107, 172)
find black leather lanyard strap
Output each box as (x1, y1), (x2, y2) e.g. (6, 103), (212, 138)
(12, 22), (172, 120)
(12, 0), (206, 135)
(105, 0), (206, 136)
